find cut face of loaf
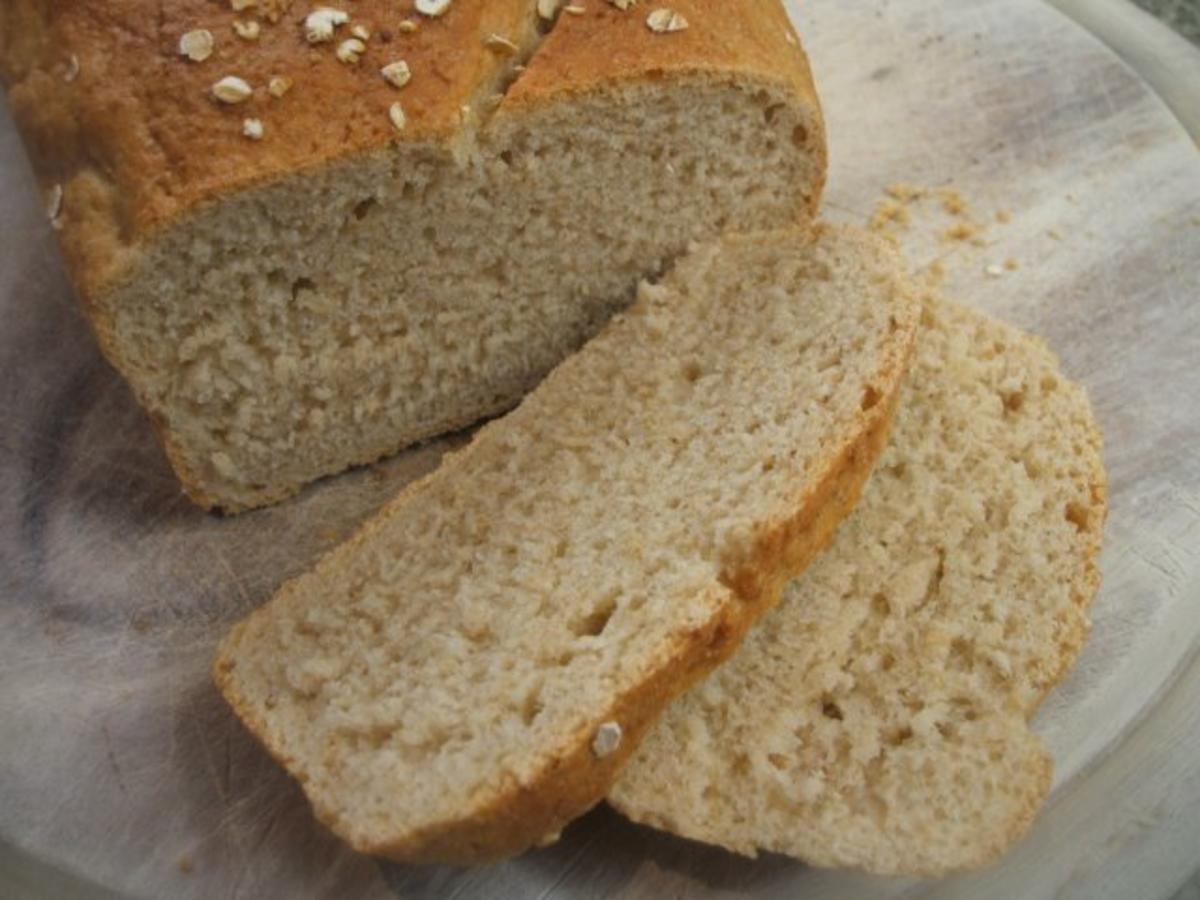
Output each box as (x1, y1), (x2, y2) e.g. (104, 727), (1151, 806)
(213, 225), (920, 864)
(610, 296), (1108, 876)
(0, 0), (825, 512)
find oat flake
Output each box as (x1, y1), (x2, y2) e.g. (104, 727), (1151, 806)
(592, 722), (622, 758)
(212, 75), (253, 103)
(415, 0), (451, 17)
(380, 60), (411, 88)
(388, 101), (407, 131)
(647, 8), (687, 32)
(179, 29), (215, 62)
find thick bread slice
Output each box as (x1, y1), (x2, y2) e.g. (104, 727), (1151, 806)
(213, 225), (919, 864)
(610, 296), (1107, 876)
(0, 0), (824, 511)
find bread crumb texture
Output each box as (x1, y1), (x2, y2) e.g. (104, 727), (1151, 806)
(214, 225), (918, 864)
(0, 0), (825, 512)
(610, 295), (1107, 877)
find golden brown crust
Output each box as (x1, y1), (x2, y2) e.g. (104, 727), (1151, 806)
(0, 0), (537, 512)
(2, 0), (827, 512)
(2, 0), (823, 298)
(507, 0), (816, 107)
(502, 0), (826, 215)
(213, 241), (920, 864)
(1, 0), (532, 294)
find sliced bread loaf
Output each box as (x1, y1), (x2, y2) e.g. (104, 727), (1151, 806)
(609, 296), (1107, 876)
(213, 225), (919, 864)
(1, 0), (825, 511)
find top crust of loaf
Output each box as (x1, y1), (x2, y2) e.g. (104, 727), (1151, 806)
(0, 0), (823, 301)
(502, 0), (823, 129)
(0, 0), (535, 295)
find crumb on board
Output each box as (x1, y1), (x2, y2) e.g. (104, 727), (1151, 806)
(885, 182), (926, 203)
(942, 222), (981, 243)
(923, 259), (947, 287)
(873, 181), (1004, 254)
(985, 263), (1004, 278)
(1191, 216), (1200, 227)
(178, 855), (194, 874)
(869, 199), (911, 232)
(1047, 228), (1064, 241)
(937, 187), (970, 217)
(1004, 257), (1019, 271)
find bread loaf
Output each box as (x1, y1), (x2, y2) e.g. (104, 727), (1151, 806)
(0, 0), (825, 511)
(213, 225), (919, 863)
(609, 296), (1107, 876)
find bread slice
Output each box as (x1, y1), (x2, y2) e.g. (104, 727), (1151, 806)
(0, 0), (825, 511)
(609, 296), (1107, 876)
(213, 225), (919, 864)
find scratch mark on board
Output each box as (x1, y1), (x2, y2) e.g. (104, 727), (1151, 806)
(102, 724), (129, 797)
(1131, 546), (1183, 592)
(211, 544), (252, 608)
(223, 727), (233, 799)
(191, 706), (229, 804)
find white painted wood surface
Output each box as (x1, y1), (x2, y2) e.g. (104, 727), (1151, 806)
(2, 1), (1199, 897)
(1048, 0), (1200, 136)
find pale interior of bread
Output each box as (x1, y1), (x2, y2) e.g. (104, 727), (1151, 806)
(215, 226), (914, 856)
(104, 76), (821, 510)
(609, 296), (1107, 876)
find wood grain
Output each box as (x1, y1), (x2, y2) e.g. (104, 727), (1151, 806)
(1, 0), (1198, 897)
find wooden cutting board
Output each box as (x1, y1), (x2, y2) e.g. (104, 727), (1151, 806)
(2, 1), (1199, 897)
